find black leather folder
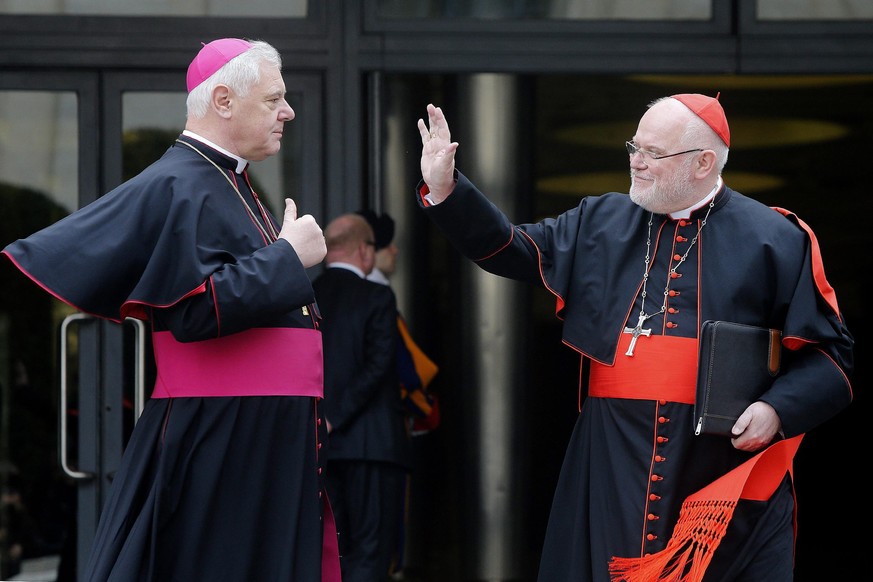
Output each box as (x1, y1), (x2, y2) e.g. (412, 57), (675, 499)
(694, 320), (782, 437)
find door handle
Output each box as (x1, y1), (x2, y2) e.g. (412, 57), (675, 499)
(60, 312), (94, 480)
(59, 313), (148, 479)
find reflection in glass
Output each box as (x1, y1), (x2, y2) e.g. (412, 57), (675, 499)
(0, 92), (78, 213)
(0, 0), (307, 18)
(0, 90), (78, 579)
(758, 0), (873, 20)
(377, 0), (711, 20)
(122, 92), (187, 180)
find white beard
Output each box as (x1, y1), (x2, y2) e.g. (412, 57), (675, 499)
(629, 156), (697, 214)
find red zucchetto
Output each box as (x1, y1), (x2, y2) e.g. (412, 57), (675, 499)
(671, 92), (730, 147)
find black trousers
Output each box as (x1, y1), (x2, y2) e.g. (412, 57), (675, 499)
(327, 459), (407, 582)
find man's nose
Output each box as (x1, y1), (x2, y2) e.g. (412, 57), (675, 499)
(629, 152), (648, 169)
(281, 101), (295, 121)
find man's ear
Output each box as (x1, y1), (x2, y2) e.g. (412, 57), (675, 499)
(211, 85), (233, 118)
(695, 150), (718, 179)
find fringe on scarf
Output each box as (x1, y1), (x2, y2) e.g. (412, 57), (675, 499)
(608, 498), (736, 582)
(608, 435), (803, 582)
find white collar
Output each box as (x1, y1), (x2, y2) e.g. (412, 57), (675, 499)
(668, 175), (723, 220)
(182, 130), (249, 174)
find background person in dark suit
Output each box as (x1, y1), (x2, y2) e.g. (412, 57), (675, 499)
(356, 209), (440, 580)
(314, 213), (413, 582)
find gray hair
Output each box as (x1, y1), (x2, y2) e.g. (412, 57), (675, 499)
(681, 115), (729, 172)
(186, 40), (282, 120)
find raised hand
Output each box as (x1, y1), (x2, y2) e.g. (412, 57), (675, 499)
(278, 198), (326, 268)
(417, 103), (460, 203)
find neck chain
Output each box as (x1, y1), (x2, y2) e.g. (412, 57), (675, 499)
(637, 200), (714, 325)
(623, 200), (714, 357)
(175, 139), (319, 323)
(175, 139), (279, 243)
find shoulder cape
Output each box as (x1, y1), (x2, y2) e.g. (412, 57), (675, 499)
(2, 137), (268, 323)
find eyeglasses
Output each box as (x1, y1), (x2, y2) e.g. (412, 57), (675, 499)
(626, 141), (703, 161)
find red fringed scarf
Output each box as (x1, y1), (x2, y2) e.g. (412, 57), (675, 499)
(608, 435), (803, 582)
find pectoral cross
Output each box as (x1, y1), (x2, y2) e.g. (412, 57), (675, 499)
(623, 314), (652, 357)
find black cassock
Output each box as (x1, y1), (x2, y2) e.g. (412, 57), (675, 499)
(419, 171), (854, 582)
(2, 135), (340, 582)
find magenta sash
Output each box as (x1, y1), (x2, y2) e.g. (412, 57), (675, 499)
(151, 327), (323, 398)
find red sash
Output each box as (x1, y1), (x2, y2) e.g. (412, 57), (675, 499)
(589, 334), (698, 403)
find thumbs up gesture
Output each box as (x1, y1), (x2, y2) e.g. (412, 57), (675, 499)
(278, 198), (326, 268)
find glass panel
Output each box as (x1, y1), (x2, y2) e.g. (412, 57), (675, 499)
(0, 92), (78, 213)
(0, 0), (307, 18)
(122, 92), (187, 180)
(0, 90), (78, 579)
(758, 0), (873, 20)
(377, 0), (712, 20)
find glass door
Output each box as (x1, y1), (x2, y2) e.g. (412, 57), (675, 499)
(0, 73), (99, 581)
